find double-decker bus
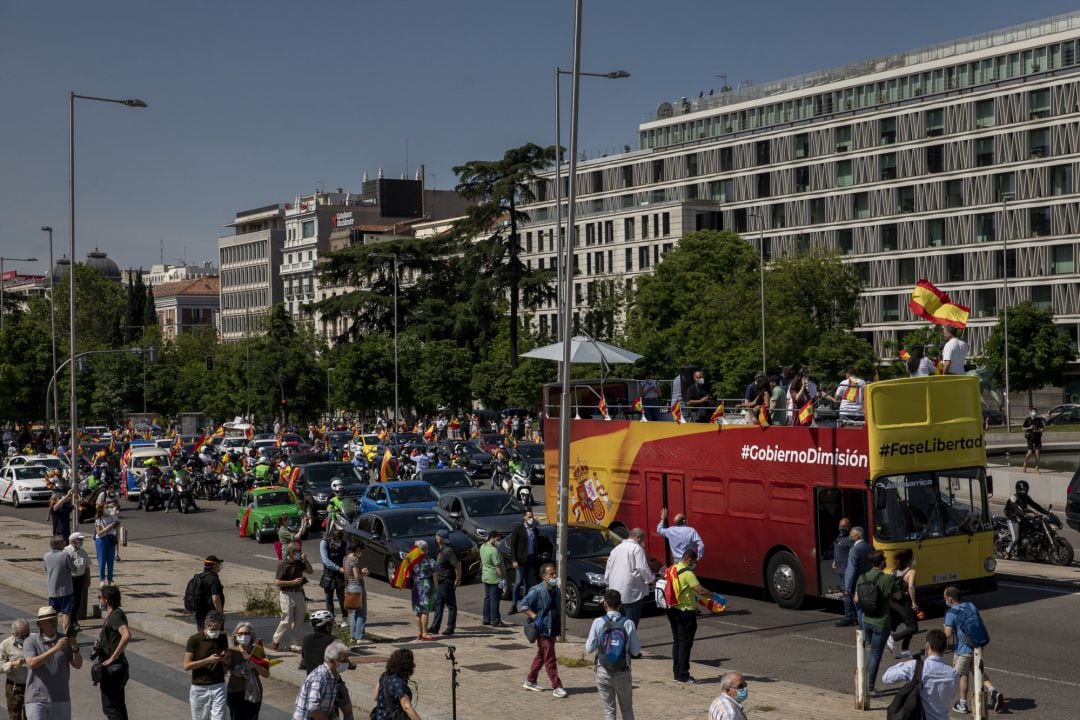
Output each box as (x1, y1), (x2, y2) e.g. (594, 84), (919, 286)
(542, 375), (995, 608)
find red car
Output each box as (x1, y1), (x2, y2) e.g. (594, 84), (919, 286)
(477, 432), (503, 455)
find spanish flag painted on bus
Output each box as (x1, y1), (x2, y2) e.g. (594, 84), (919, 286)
(908, 279), (970, 328)
(669, 399), (684, 423)
(709, 402), (725, 423)
(392, 545), (426, 589)
(598, 395), (609, 418)
(797, 401), (814, 426)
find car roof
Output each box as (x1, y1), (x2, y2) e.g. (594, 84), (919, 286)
(418, 468), (468, 474)
(439, 489), (513, 499)
(379, 480), (431, 488)
(10, 464), (49, 472)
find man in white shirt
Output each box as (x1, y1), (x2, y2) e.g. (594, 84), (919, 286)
(941, 326), (968, 375)
(881, 629), (959, 720)
(64, 533), (91, 628)
(656, 509), (704, 561)
(824, 366), (866, 420)
(708, 671), (749, 720)
(603, 528), (656, 628)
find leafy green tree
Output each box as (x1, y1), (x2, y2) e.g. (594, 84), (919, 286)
(982, 301), (1076, 408)
(805, 328), (877, 389)
(407, 339), (473, 412)
(452, 143), (557, 369)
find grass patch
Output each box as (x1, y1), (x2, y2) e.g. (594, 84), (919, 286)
(241, 583), (279, 616)
(556, 655), (592, 668)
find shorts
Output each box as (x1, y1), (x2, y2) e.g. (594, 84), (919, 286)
(48, 594), (74, 615)
(1025, 433), (1042, 451)
(953, 653), (984, 676)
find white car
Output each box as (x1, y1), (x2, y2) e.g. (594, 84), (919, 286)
(0, 465), (54, 507)
(4, 454), (69, 473)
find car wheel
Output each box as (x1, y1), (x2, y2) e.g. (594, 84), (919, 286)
(563, 581), (583, 619)
(254, 527), (265, 544)
(765, 550), (805, 609)
(385, 558), (398, 582)
(12, 492), (21, 509)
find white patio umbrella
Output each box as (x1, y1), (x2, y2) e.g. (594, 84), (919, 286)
(520, 335), (643, 365)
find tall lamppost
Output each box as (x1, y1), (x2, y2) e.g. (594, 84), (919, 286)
(326, 366), (335, 422)
(42, 226), (59, 434)
(553, 67), (629, 338)
(1000, 192), (1014, 431)
(69, 92), (147, 455)
(747, 209), (767, 374)
(0, 256), (38, 335)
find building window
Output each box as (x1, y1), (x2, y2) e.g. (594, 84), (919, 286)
(835, 125), (852, 152)
(882, 223), (898, 252)
(795, 167), (810, 192)
(1052, 244), (1074, 274)
(879, 117), (897, 145)
(880, 152), (898, 180)
(976, 288), (997, 317)
(898, 258), (916, 285)
(975, 99), (995, 128)
(720, 147), (733, 172)
(605, 220), (614, 243)
(975, 213), (995, 243)
(624, 218), (635, 241)
(302, 220), (315, 238)
(1032, 284), (1052, 310)
(755, 140), (770, 165)
(1051, 165), (1073, 196)
(925, 108), (945, 136)
(1030, 207), (1051, 237)
(975, 137), (995, 167)
(1029, 128), (1050, 158)
(662, 213), (670, 236)
(757, 172), (771, 198)
(625, 248), (632, 272)
(638, 246), (650, 269)
(1029, 89), (1051, 119)
(854, 192), (870, 220)
(926, 145), (944, 173)
(946, 179), (964, 208)
(996, 172), (1015, 201)
(771, 203), (785, 228)
(882, 294), (900, 321)
(837, 228), (854, 255)
(927, 219), (945, 247)
(642, 215), (650, 239)
(836, 159), (853, 187)
(525, 232), (533, 253)
(810, 198), (826, 224)
(947, 253), (965, 282)
(621, 166), (634, 189)
(794, 133), (810, 159)
(652, 160), (664, 183)
(897, 186), (915, 214)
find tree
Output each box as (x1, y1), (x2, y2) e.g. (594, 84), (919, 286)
(982, 302), (1076, 408)
(452, 142), (557, 370)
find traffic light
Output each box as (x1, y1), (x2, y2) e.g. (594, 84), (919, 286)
(281, 398), (287, 406)
(206, 355), (214, 371)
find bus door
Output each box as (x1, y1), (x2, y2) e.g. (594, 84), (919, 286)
(646, 471), (685, 566)
(813, 487), (867, 595)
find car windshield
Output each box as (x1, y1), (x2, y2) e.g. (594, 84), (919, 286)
(464, 494), (525, 517)
(14, 467), (47, 480)
(305, 464), (364, 488)
(873, 467), (991, 541)
(257, 491), (294, 507)
(517, 445), (544, 459)
(33, 458), (65, 470)
(281, 434), (302, 443)
(328, 433), (352, 443)
(568, 528), (618, 558)
(363, 435), (380, 445)
(386, 512), (452, 538)
(426, 471), (471, 488)
(388, 485), (439, 505)
(455, 442), (482, 454)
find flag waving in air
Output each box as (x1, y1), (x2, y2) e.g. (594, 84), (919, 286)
(379, 448), (395, 482)
(797, 401), (814, 426)
(908, 279), (970, 328)
(757, 404), (770, 428)
(669, 400), (684, 424)
(709, 402), (725, 423)
(898, 349), (911, 361)
(598, 395), (609, 419)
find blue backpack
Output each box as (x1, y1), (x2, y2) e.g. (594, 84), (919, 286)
(952, 602), (990, 648)
(596, 615), (629, 671)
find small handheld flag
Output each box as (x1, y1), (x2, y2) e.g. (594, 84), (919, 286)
(709, 402), (725, 423)
(670, 400), (684, 423)
(757, 404), (770, 428)
(797, 401), (814, 426)
(598, 395), (609, 419)
(697, 592), (728, 614)
(898, 349), (911, 361)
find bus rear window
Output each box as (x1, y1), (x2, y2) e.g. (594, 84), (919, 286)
(873, 467), (990, 541)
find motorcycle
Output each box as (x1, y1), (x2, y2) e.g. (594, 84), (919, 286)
(502, 462), (533, 507)
(993, 509), (1074, 565)
(140, 474), (166, 512)
(172, 471), (196, 514)
(220, 469), (242, 504)
(491, 460), (509, 491)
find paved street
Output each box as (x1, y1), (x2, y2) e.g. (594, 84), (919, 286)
(2, 499), (1078, 717)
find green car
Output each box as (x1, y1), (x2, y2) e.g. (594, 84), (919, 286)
(235, 486), (301, 543)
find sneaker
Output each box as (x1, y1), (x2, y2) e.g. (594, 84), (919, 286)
(886, 635), (896, 653)
(340, 621), (348, 628)
(522, 681), (542, 692)
(991, 689), (1005, 712)
(675, 676), (697, 685)
(953, 700), (970, 714)
(442, 630), (454, 637)
(552, 688), (567, 698)
(896, 650), (913, 659)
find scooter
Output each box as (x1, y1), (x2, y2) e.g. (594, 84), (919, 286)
(172, 471), (196, 514)
(502, 463), (533, 507)
(140, 475), (166, 512)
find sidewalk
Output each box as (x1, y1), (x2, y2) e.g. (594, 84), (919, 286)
(0, 515), (877, 719)
(994, 557), (1080, 588)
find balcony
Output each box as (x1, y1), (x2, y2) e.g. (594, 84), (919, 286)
(281, 260), (315, 273)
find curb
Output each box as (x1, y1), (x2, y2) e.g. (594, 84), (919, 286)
(994, 571), (1080, 591)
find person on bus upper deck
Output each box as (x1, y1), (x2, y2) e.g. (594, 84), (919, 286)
(940, 326), (968, 374)
(684, 369), (712, 422)
(907, 345), (935, 377)
(824, 366), (866, 420)
(744, 373), (766, 404)
(657, 508), (704, 561)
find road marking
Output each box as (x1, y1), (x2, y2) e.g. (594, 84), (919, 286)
(986, 666), (1080, 689)
(253, 555), (278, 561)
(997, 581), (1080, 596)
(792, 634), (852, 649)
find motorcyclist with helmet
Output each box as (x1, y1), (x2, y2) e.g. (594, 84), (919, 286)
(137, 458), (165, 510)
(198, 444), (215, 470)
(1003, 479), (1049, 558)
(253, 456), (273, 487)
(325, 480), (355, 532)
(165, 465), (199, 513)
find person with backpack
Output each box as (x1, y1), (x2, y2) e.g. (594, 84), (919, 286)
(943, 586), (1005, 714)
(584, 589), (641, 720)
(186, 556), (225, 632)
(881, 629), (959, 720)
(664, 548), (713, 684)
(854, 551), (900, 697)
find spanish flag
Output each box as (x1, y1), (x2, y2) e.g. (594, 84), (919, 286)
(598, 396), (609, 418)
(212, 425), (225, 437)
(379, 448), (395, 482)
(631, 397), (644, 413)
(251, 640), (283, 667)
(392, 545), (426, 589)
(423, 424), (435, 441)
(908, 279), (970, 328)
(709, 402), (725, 423)
(898, 349), (911, 362)
(245, 426), (254, 439)
(758, 404), (770, 428)
(797, 401), (814, 426)
(669, 400), (684, 423)
(698, 592), (728, 614)
(842, 383), (860, 402)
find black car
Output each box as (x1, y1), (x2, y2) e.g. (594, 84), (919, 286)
(1045, 404), (1080, 426)
(1067, 467), (1080, 532)
(437, 440), (493, 479)
(326, 431), (354, 453)
(285, 452), (330, 467)
(296, 462), (367, 522)
(514, 442), (546, 486)
(347, 508), (480, 582)
(415, 468), (476, 495)
(435, 489), (526, 544)
(497, 523), (631, 618)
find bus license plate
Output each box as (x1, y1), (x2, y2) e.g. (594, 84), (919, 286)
(933, 572), (959, 583)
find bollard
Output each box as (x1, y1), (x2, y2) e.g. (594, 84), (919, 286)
(973, 646), (986, 720)
(854, 627), (867, 710)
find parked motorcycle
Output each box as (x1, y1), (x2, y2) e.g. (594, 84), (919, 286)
(994, 508), (1074, 565)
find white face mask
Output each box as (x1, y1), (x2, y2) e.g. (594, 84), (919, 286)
(697, 377), (705, 385)
(205, 629), (221, 640)
(235, 633), (251, 646)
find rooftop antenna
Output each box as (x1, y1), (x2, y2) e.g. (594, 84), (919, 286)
(159, 238), (164, 265)
(404, 137), (409, 179)
(716, 73), (732, 93)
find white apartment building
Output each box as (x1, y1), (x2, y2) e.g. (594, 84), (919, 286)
(517, 12), (1080, 359)
(218, 204), (285, 341)
(143, 262), (217, 287)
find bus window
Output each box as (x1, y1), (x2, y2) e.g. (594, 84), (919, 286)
(873, 468), (990, 541)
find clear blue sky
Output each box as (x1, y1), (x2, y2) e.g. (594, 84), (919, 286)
(2, 0), (1076, 270)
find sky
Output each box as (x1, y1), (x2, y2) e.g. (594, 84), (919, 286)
(2, 0), (1077, 272)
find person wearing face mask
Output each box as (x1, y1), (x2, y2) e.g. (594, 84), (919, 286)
(881, 629), (960, 720)
(183, 610), (231, 720)
(708, 671), (749, 720)
(0, 618), (30, 720)
(271, 542), (313, 653)
(94, 503), (120, 587)
(520, 562), (566, 698)
(683, 368), (713, 423)
(665, 548), (714, 685)
(64, 533), (90, 628)
(291, 641), (354, 720)
(508, 510), (540, 615)
(23, 606), (82, 720)
(226, 623), (268, 720)
(95, 585), (131, 720)
(603, 528), (655, 628)
(1021, 408), (1045, 473)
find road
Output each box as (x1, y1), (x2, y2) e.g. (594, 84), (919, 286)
(3, 497), (1079, 717)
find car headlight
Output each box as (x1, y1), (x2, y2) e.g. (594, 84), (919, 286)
(475, 528), (489, 539)
(314, 494), (328, 502)
(984, 557), (997, 572)
(584, 572), (606, 586)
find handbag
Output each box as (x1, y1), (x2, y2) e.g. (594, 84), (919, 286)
(318, 572), (334, 592)
(344, 590), (364, 610)
(523, 616), (539, 643)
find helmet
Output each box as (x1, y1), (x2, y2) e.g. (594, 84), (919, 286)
(258, 457), (269, 465)
(331, 479), (345, 493)
(1015, 480), (1030, 495)
(309, 609), (334, 628)
(142, 458), (157, 467)
(201, 445), (213, 454)
(454, 444), (463, 455)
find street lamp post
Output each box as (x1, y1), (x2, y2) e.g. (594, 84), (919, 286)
(42, 227), (59, 435)
(69, 92), (147, 458)
(748, 210), (767, 374)
(553, 67), (629, 340)
(326, 366), (334, 422)
(1001, 192), (1015, 432)
(0, 255), (38, 334)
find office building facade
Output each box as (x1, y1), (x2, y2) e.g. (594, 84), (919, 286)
(218, 204), (285, 341)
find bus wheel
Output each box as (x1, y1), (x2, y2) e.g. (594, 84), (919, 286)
(765, 551), (805, 609)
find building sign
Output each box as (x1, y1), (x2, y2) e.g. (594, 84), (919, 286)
(332, 211), (354, 228)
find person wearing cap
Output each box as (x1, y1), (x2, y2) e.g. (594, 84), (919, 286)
(480, 529), (507, 627)
(426, 529), (460, 637)
(0, 618), (30, 720)
(64, 534), (91, 628)
(194, 557), (226, 632)
(23, 606), (82, 720)
(43, 537), (75, 634)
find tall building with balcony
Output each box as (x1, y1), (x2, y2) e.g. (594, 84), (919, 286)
(218, 204), (285, 341)
(518, 12), (1080, 359)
